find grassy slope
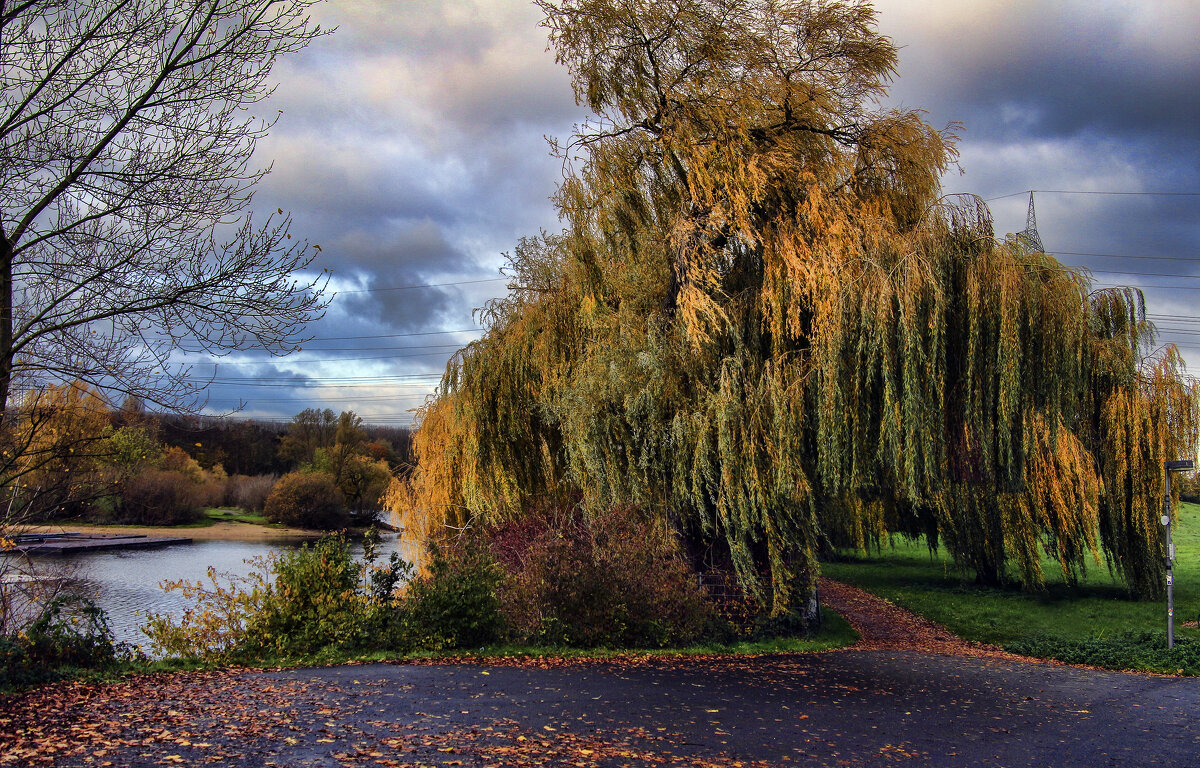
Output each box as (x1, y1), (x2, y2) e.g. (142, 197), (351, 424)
(202, 507), (275, 527)
(821, 502), (1200, 647)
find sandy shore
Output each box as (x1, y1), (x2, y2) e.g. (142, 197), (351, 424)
(16, 521), (328, 542)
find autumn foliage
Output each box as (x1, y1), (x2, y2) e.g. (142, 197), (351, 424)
(388, 0), (1199, 611)
(263, 471), (348, 530)
(487, 503), (712, 648)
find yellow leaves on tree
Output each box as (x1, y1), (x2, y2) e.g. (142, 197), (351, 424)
(389, 0), (1198, 608)
(4, 382), (114, 521)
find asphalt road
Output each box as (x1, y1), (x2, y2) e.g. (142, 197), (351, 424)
(210, 651), (1200, 767)
(6, 648), (1200, 766)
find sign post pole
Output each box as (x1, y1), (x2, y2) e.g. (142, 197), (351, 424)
(1163, 459), (1194, 650)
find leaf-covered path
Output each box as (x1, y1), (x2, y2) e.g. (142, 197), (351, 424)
(817, 578), (1031, 660)
(3, 582), (1199, 767)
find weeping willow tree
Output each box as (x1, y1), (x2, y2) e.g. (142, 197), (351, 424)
(387, 0), (1198, 612)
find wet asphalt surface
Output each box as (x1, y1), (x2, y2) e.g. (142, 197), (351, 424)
(10, 649), (1200, 767)
(235, 650), (1198, 766)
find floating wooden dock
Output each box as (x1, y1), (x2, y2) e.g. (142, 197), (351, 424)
(4, 532), (192, 555)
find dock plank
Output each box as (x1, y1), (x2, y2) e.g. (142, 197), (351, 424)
(4, 532), (192, 555)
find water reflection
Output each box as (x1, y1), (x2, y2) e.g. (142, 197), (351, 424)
(34, 534), (409, 649)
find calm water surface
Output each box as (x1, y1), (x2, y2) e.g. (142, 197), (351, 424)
(35, 535), (409, 649)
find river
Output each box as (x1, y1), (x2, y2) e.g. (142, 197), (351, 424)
(12, 533), (411, 652)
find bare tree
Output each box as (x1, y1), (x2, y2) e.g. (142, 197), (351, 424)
(0, 0), (331, 422)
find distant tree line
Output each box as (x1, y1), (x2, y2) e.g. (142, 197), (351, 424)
(3, 385), (411, 529)
(150, 408), (413, 477)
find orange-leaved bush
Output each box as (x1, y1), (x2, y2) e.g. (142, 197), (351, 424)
(264, 471), (347, 530)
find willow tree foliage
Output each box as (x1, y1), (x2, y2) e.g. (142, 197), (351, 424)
(389, 0), (1198, 610)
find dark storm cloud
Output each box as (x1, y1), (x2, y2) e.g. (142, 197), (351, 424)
(249, 0), (580, 355)
(880, 1), (1200, 143)
(213, 1), (1200, 419)
(875, 0), (1200, 377)
(338, 284), (464, 333)
(265, 137), (457, 227)
(329, 221), (466, 277)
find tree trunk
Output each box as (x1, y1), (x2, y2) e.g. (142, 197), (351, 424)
(0, 230), (13, 414)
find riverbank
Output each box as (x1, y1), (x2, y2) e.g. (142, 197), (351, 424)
(15, 521), (326, 542)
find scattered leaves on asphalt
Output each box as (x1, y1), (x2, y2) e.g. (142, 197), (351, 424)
(0, 580), (1034, 766)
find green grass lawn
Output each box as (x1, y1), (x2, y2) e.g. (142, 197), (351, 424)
(821, 502), (1200, 673)
(202, 507), (275, 527)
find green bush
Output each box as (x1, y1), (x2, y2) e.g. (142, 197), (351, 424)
(2, 594), (122, 689)
(1006, 631), (1200, 675)
(263, 471), (348, 529)
(246, 536), (364, 655)
(145, 534), (412, 662)
(401, 541), (506, 651)
(0, 636), (29, 688)
(23, 594), (117, 667)
(143, 565), (268, 661)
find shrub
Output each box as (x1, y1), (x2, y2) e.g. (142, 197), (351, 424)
(487, 503), (712, 648)
(401, 540), (506, 651)
(1006, 631), (1200, 675)
(227, 474), (276, 512)
(0, 637), (28, 688)
(196, 479), (226, 509)
(145, 535), (412, 662)
(118, 469), (204, 525)
(2, 593), (122, 689)
(159, 446), (204, 481)
(143, 565), (269, 661)
(263, 471), (348, 529)
(245, 536), (364, 656)
(23, 594), (117, 668)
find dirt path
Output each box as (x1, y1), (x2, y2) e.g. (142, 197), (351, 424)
(819, 577), (1032, 661)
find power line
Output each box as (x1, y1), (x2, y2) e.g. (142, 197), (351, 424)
(205, 380), (440, 389)
(334, 278), (506, 294)
(266, 342), (467, 352)
(305, 327), (482, 340)
(984, 189), (1200, 201)
(211, 393), (434, 404)
(165, 328), (483, 346)
(1094, 283), (1200, 292)
(1079, 269), (1200, 280)
(230, 414), (418, 423)
(1036, 190), (1200, 197)
(194, 346), (465, 366)
(207, 371), (443, 381)
(1054, 251), (1200, 264)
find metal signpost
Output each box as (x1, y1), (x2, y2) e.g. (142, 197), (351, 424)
(1164, 459), (1194, 649)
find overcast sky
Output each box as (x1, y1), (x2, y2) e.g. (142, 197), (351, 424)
(197, 0), (1200, 425)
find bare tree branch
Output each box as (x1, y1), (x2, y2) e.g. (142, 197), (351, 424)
(0, 1), (331, 417)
